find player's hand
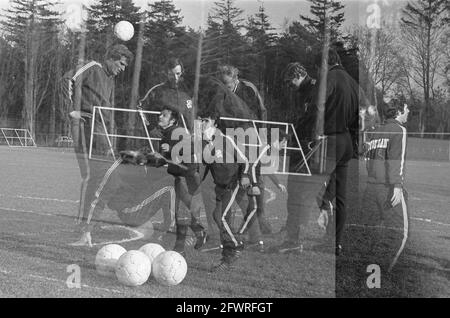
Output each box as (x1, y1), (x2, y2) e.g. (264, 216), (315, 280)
(69, 111), (85, 121)
(161, 143), (170, 152)
(278, 184), (287, 193)
(317, 210), (328, 230)
(391, 187), (403, 207)
(241, 176), (250, 189)
(248, 185), (261, 196)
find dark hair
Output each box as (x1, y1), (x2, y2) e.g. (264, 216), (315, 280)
(384, 98), (405, 119)
(282, 62), (307, 83)
(217, 64), (239, 79)
(161, 106), (179, 125)
(105, 44), (134, 63)
(197, 108), (221, 126)
(314, 48), (341, 68)
(165, 57), (184, 73)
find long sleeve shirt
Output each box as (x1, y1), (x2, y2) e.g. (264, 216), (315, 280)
(365, 118), (407, 187)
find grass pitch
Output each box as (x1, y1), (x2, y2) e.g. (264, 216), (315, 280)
(0, 146), (448, 298)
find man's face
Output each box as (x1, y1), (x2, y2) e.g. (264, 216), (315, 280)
(201, 118), (216, 140)
(397, 104), (410, 124)
(109, 56), (128, 76)
(168, 65), (183, 84)
(221, 74), (235, 91)
(287, 74), (306, 90)
(158, 109), (175, 129)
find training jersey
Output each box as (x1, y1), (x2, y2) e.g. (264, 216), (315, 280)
(61, 61), (115, 119)
(234, 80), (267, 122)
(141, 81), (194, 132)
(365, 118), (407, 187)
(203, 132), (250, 187)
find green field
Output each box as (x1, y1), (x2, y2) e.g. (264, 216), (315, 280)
(0, 146), (448, 298)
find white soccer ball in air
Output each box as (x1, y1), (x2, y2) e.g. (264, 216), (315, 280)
(115, 250), (151, 287)
(114, 20), (134, 41)
(139, 243), (165, 263)
(95, 244), (127, 277)
(152, 251), (187, 286)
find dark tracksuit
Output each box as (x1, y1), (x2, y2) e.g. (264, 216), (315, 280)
(156, 124), (205, 251)
(286, 65), (358, 246)
(142, 81), (194, 132)
(62, 60), (115, 226)
(203, 132), (256, 260)
(247, 144), (283, 242)
(362, 118), (409, 271)
(233, 80), (272, 237)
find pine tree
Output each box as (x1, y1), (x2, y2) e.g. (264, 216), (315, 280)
(300, 0), (345, 42)
(245, 1), (277, 101)
(87, 0), (141, 61)
(143, 0), (186, 84)
(202, 0), (246, 70)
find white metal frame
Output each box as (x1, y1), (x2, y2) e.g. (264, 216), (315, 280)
(0, 128), (36, 147)
(219, 117), (312, 176)
(89, 108), (314, 176)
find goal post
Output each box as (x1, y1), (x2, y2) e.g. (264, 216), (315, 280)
(0, 128), (36, 147)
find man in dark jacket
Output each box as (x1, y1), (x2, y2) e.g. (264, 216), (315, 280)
(274, 49), (360, 255)
(140, 58), (194, 132)
(65, 44), (134, 247)
(152, 107), (207, 255)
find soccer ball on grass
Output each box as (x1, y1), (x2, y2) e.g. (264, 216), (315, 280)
(95, 244), (127, 277)
(139, 243), (165, 263)
(152, 251), (187, 286)
(115, 250), (151, 286)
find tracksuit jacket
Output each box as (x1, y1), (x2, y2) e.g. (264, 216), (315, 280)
(365, 119), (407, 187)
(203, 132), (250, 187)
(62, 61), (115, 120)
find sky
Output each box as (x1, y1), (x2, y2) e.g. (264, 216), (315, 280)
(0, 0), (408, 34)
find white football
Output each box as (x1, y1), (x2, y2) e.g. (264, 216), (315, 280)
(139, 243), (165, 263)
(115, 250), (151, 287)
(152, 251), (187, 286)
(114, 20), (134, 41)
(95, 244), (127, 277)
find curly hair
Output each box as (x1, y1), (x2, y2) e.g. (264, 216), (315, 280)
(105, 44), (134, 63)
(282, 62), (308, 83)
(217, 64), (239, 80)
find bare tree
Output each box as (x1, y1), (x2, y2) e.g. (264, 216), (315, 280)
(400, 0), (447, 134)
(354, 25), (404, 98)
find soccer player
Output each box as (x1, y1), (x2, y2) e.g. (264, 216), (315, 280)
(140, 57), (194, 131)
(63, 44), (134, 247)
(199, 111), (259, 271)
(151, 106), (207, 255)
(275, 50), (360, 255)
(216, 64), (275, 237)
(362, 98), (409, 271)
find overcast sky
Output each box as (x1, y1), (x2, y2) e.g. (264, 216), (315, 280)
(0, 0), (408, 33)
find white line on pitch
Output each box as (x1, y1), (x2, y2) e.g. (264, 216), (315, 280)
(0, 206), (55, 217)
(28, 274), (123, 294)
(0, 193), (78, 204)
(411, 217), (450, 227)
(0, 206), (146, 246)
(90, 225), (145, 246)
